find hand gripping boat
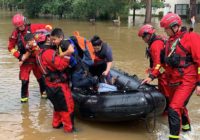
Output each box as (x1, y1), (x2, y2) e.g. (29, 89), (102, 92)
(72, 68), (166, 122)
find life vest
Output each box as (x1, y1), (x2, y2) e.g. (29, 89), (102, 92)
(69, 32), (95, 66)
(164, 32), (194, 69)
(17, 24), (31, 54)
(57, 39), (88, 73)
(146, 34), (166, 68)
(36, 49), (68, 83)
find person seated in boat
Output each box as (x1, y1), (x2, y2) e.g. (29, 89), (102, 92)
(50, 28), (98, 90)
(90, 35), (113, 84)
(138, 24), (170, 109)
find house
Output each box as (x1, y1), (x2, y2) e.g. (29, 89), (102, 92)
(195, 0), (200, 20)
(164, 0), (200, 20)
(134, 0), (200, 19)
(162, 0), (190, 16)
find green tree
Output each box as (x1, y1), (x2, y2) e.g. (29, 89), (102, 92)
(152, 0), (164, 8)
(2, 0), (164, 21)
(0, 0), (19, 10)
(108, 0), (127, 19)
(47, 0), (73, 18)
(71, 0), (88, 19)
(143, 0), (164, 23)
(24, 0), (45, 17)
(71, 0), (127, 20)
(129, 0), (143, 24)
(71, 0), (109, 19)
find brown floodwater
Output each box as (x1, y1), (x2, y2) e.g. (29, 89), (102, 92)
(0, 10), (200, 140)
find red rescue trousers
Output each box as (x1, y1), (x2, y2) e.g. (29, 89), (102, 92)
(166, 74), (196, 137)
(158, 72), (170, 109)
(19, 62), (45, 98)
(45, 82), (74, 132)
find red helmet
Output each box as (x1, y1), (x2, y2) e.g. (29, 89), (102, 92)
(34, 29), (50, 43)
(160, 13), (182, 28)
(138, 24), (155, 37)
(12, 14), (25, 27)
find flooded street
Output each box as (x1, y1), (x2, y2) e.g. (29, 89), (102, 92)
(1, 10), (200, 140)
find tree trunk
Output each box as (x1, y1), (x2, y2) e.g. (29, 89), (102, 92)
(144, 0), (152, 24)
(132, 8), (135, 25)
(190, 0), (196, 18)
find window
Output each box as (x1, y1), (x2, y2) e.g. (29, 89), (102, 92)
(175, 4), (189, 16)
(197, 4), (200, 14)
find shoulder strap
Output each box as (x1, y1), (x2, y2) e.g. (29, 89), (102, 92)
(168, 32), (186, 57)
(27, 24), (31, 30)
(84, 39), (88, 51)
(26, 24), (32, 34)
(179, 32), (190, 54)
(52, 51), (56, 64)
(148, 35), (165, 46)
(36, 49), (48, 75)
(177, 41), (189, 54)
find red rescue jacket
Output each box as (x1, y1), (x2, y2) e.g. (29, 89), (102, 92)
(146, 35), (166, 79)
(8, 23), (52, 63)
(36, 48), (70, 85)
(164, 31), (200, 83)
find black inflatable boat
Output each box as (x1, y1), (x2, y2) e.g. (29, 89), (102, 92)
(72, 69), (166, 122)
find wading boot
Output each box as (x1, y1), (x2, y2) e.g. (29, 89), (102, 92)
(21, 97), (28, 103)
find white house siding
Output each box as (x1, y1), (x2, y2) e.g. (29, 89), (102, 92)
(163, 0), (189, 14)
(135, 0), (189, 16)
(135, 7), (163, 15)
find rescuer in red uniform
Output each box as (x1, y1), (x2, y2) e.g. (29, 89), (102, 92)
(160, 13), (200, 140)
(8, 13), (52, 102)
(36, 31), (74, 132)
(138, 24), (170, 105)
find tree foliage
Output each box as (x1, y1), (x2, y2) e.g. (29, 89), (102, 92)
(24, 0), (45, 17)
(71, 0), (126, 19)
(0, 0), (164, 19)
(152, 0), (164, 8)
(129, 0), (143, 9)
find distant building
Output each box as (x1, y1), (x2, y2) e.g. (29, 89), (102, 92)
(195, 0), (200, 21)
(132, 0), (200, 21)
(135, 0), (200, 15)
(164, 0), (200, 20)
(135, 0), (190, 17)
(163, 0), (190, 16)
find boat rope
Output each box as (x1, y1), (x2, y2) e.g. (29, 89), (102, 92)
(143, 91), (157, 133)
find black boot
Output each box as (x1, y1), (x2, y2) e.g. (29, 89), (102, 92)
(21, 80), (29, 103)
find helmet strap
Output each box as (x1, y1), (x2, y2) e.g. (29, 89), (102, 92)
(147, 33), (155, 44)
(170, 25), (179, 35)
